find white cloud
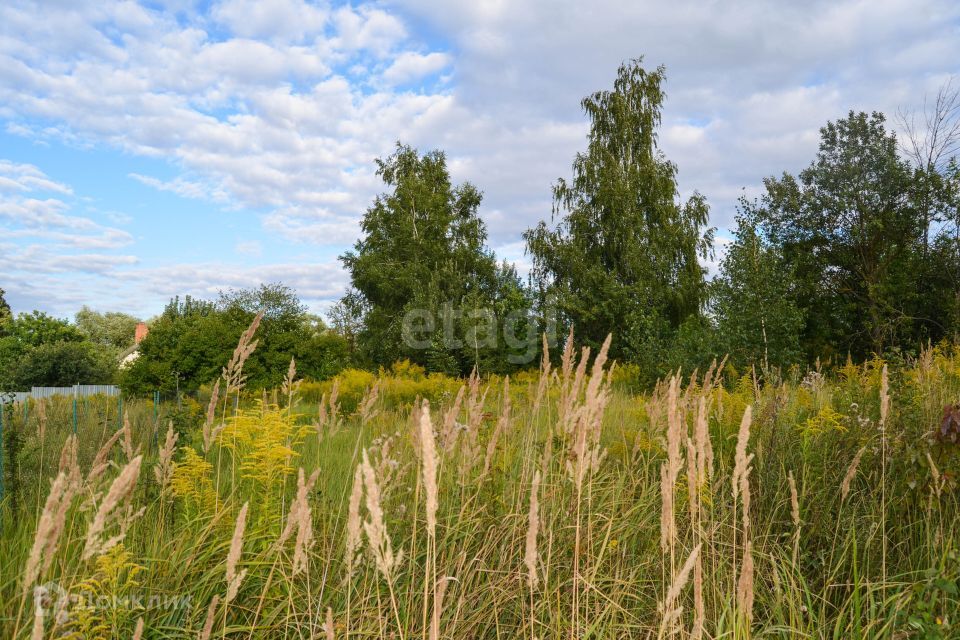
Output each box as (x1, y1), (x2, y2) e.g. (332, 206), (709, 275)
(382, 51), (451, 85)
(211, 0), (328, 42)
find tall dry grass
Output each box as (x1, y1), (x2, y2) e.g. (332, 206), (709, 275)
(3, 338), (960, 638)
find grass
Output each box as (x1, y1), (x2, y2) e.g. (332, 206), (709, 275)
(2, 340), (960, 638)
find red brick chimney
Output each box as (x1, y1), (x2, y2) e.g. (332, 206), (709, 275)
(135, 322), (149, 344)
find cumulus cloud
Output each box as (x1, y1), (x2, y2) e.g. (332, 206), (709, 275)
(382, 51), (451, 85)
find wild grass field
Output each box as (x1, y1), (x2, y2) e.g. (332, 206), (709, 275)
(3, 329), (960, 639)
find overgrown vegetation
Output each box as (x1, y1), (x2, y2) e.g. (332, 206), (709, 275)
(2, 324), (960, 638)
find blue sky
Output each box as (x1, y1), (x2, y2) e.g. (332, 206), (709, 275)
(2, 0), (959, 320)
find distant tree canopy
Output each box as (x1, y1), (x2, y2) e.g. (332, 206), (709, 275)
(6, 62), (960, 389)
(120, 284), (349, 396)
(0, 287), (11, 331)
(524, 58), (714, 376)
(0, 311), (116, 388)
(739, 110), (960, 364)
(711, 215), (805, 370)
(339, 143), (534, 375)
(74, 306), (140, 354)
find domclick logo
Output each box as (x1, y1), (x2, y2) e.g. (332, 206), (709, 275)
(33, 580), (192, 620)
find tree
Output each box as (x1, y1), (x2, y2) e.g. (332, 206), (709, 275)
(120, 286), (349, 395)
(897, 81), (960, 341)
(340, 143), (517, 373)
(524, 58), (714, 367)
(11, 340), (116, 388)
(711, 215), (804, 371)
(747, 111), (927, 358)
(0, 287), (11, 334)
(120, 295), (235, 395)
(216, 283), (312, 388)
(75, 306), (140, 353)
(6, 311), (85, 347)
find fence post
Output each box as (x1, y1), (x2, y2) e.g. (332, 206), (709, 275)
(72, 396), (78, 434)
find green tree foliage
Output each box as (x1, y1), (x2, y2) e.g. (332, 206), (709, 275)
(745, 112), (932, 359)
(74, 306), (140, 353)
(10, 340), (116, 388)
(120, 285), (349, 395)
(120, 295), (231, 396)
(0, 287), (11, 333)
(0, 311), (114, 388)
(340, 143), (531, 374)
(524, 59), (714, 368)
(711, 215), (804, 371)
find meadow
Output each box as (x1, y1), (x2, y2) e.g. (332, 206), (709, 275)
(2, 328), (960, 639)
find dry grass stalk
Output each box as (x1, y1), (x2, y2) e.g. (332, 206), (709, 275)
(37, 398), (47, 443)
(360, 449), (403, 580)
(345, 465), (364, 581)
(23, 471), (78, 592)
(693, 395), (713, 484)
(927, 452), (944, 498)
(225, 502), (249, 602)
(29, 602), (44, 640)
(879, 363), (890, 428)
(532, 332), (552, 415)
(281, 356), (300, 405)
(459, 368), (489, 478)
(122, 412), (139, 460)
(58, 434), (80, 488)
(567, 335), (612, 488)
(357, 380), (381, 425)
(419, 401), (439, 538)
(316, 393), (328, 436)
(788, 471), (800, 527)
(86, 427), (125, 486)
(737, 540), (755, 626)
(685, 437), (705, 640)
(222, 310), (264, 394)
(83, 455), (144, 560)
(429, 577), (450, 640)
(840, 446), (867, 502)
(481, 377), (511, 479)
(278, 468), (320, 576)
(324, 607), (335, 640)
(328, 378), (341, 429)
(132, 617), (144, 640)
(524, 469), (542, 590)
(202, 377), (222, 452)
(657, 543), (702, 638)
(440, 385), (465, 452)
(731, 405), (753, 502)
(199, 594), (220, 640)
(154, 421), (179, 492)
(788, 470), (801, 566)
(660, 375), (684, 555)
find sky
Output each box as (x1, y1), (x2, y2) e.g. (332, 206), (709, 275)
(1, 0), (959, 321)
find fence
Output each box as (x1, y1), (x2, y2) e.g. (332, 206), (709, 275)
(0, 384), (120, 403)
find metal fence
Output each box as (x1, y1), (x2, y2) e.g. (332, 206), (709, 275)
(0, 384), (120, 403)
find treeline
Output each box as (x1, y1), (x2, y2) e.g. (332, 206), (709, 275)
(120, 285), (347, 395)
(0, 295), (135, 389)
(3, 58), (959, 393)
(0, 284), (350, 395)
(337, 59), (960, 383)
